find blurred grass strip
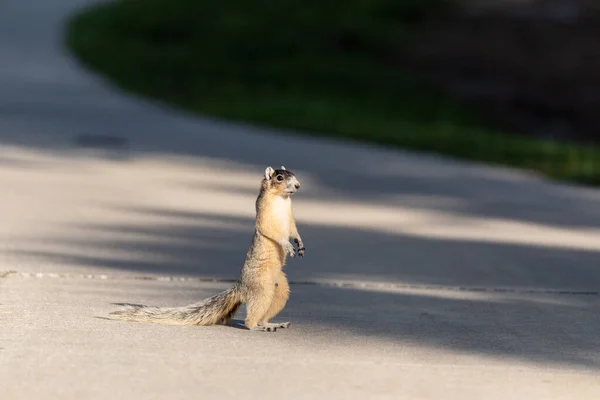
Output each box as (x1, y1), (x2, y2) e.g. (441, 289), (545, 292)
(65, 0), (600, 186)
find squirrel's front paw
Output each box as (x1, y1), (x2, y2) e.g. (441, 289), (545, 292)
(284, 242), (296, 258)
(294, 238), (305, 258)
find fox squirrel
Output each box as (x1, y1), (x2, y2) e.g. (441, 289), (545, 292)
(107, 166), (305, 332)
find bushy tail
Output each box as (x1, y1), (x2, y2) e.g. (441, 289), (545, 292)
(106, 284), (243, 326)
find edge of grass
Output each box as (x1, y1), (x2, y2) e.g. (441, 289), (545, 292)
(64, 0), (600, 187)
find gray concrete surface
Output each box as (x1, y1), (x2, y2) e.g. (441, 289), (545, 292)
(1, 0), (600, 398)
(2, 274), (600, 399)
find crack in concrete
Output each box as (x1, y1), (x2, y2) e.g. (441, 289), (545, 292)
(2, 271), (597, 296)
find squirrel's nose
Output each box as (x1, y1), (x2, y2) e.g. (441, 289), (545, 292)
(295, 183), (300, 189)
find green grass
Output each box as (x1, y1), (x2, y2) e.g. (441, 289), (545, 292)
(65, 0), (600, 185)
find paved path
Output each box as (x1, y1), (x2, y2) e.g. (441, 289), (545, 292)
(1, 0), (600, 398)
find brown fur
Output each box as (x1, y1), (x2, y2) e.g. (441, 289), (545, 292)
(106, 166), (304, 332)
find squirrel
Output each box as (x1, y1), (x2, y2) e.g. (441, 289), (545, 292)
(106, 166), (305, 332)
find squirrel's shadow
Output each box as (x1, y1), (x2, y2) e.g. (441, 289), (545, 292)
(225, 319), (250, 330)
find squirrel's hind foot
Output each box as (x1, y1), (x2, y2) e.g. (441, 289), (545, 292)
(250, 322), (291, 332)
(266, 321), (291, 329)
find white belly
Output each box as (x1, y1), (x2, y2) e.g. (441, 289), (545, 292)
(271, 196), (291, 237)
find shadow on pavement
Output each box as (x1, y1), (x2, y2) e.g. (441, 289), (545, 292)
(6, 202), (600, 369)
(8, 206), (600, 291)
(3, 122), (600, 371)
(97, 268), (600, 370)
(287, 284), (600, 369)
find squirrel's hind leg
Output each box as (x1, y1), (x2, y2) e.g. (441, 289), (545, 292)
(244, 285), (275, 331)
(258, 272), (290, 325)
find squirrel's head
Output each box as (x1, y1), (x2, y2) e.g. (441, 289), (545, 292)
(262, 166), (301, 196)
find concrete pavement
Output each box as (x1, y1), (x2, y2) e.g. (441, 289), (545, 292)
(2, 274), (600, 399)
(1, 0), (600, 398)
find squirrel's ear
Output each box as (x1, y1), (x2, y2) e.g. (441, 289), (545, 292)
(264, 166), (275, 180)
(280, 166), (286, 170)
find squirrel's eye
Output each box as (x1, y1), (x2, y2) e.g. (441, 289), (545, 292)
(276, 175), (284, 181)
